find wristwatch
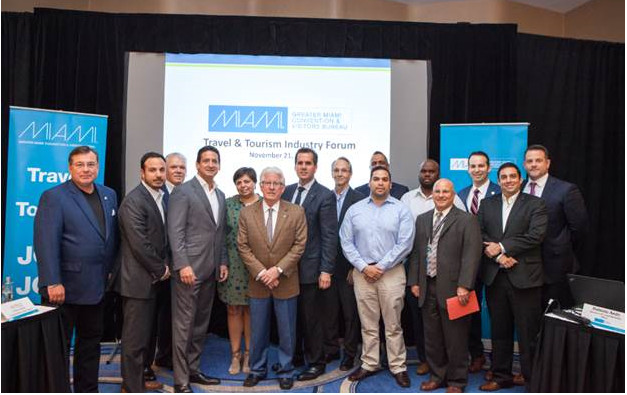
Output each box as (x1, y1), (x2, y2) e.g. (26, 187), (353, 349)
(275, 266), (284, 275)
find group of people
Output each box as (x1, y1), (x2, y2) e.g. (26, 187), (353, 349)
(34, 143), (587, 393)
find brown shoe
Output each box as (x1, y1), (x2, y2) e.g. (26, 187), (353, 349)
(513, 373), (525, 386)
(469, 355), (486, 373)
(484, 370), (493, 381)
(348, 367), (377, 382)
(393, 371), (410, 388)
(416, 362), (430, 375)
(479, 381), (501, 392)
(446, 386), (463, 393)
(420, 380), (442, 391)
(144, 380), (164, 390)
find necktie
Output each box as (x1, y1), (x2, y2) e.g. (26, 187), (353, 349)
(162, 186), (169, 209)
(266, 207), (274, 242)
(470, 188), (480, 215)
(426, 212), (444, 277)
(294, 186), (305, 205)
(529, 181), (537, 196)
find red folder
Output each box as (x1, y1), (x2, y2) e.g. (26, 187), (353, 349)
(446, 290), (479, 320)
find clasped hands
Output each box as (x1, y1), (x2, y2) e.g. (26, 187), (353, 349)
(483, 241), (518, 269)
(363, 265), (383, 283)
(259, 267), (281, 289)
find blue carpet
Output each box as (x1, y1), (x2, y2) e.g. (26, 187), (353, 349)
(95, 335), (526, 393)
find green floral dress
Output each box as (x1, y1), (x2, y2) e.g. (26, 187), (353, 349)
(217, 194), (260, 306)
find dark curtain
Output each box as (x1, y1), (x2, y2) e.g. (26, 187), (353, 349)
(517, 34), (625, 281)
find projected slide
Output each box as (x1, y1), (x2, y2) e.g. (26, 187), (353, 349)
(163, 54), (391, 195)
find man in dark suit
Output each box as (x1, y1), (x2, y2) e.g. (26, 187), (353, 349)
(238, 166), (308, 390)
(457, 151), (500, 373)
(355, 151), (409, 199)
(281, 148), (337, 381)
(523, 144), (588, 308)
(408, 178), (482, 393)
(168, 146), (229, 393)
(35, 145), (119, 392)
(321, 157), (365, 371)
(119, 152), (171, 392)
(477, 163), (547, 392)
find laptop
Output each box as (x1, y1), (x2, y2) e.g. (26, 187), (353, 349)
(567, 274), (625, 312)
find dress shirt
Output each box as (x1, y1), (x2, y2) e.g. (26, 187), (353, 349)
(334, 186), (349, 221)
(291, 178), (316, 204)
(165, 180), (176, 194)
(432, 205), (453, 227)
(501, 191), (520, 232)
(401, 186), (466, 220)
(523, 173), (548, 197)
(262, 200), (280, 236)
(465, 179), (491, 212)
(195, 174), (220, 225)
(340, 196), (415, 273)
(141, 180), (165, 223)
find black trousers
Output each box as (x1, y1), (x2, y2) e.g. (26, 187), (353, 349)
(405, 286), (427, 362)
(321, 276), (361, 359)
(468, 278), (485, 359)
(296, 283), (326, 366)
(146, 280), (173, 368)
(58, 301), (105, 393)
(486, 272), (542, 385)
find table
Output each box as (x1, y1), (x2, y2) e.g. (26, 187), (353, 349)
(530, 313), (625, 392)
(1, 306), (70, 392)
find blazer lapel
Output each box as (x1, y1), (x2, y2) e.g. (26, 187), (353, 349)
(270, 204), (289, 247)
(503, 194), (524, 236)
(140, 184), (165, 227)
(438, 208), (459, 239)
(301, 181), (318, 208)
(191, 178), (216, 225)
(68, 182), (105, 239)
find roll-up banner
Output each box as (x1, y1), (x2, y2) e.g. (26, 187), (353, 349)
(3, 107), (108, 303)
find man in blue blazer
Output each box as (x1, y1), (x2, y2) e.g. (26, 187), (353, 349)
(457, 151), (500, 373)
(35, 146), (119, 393)
(282, 148), (338, 381)
(523, 144), (588, 308)
(355, 151), (409, 200)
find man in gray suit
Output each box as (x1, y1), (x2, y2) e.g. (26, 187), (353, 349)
(119, 152), (171, 392)
(408, 179), (482, 393)
(168, 146), (229, 393)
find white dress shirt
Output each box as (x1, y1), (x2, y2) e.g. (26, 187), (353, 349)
(465, 179), (491, 212)
(263, 200), (280, 237)
(401, 186), (466, 220)
(523, 173), (548, 197)
(142, 180), (165, 223)
(291, 178), (316, 205)
(195, 174), (220, 225)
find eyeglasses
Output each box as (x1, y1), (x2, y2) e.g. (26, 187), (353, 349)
(260, 181), (284, 188)
(72, 162), (98, 169)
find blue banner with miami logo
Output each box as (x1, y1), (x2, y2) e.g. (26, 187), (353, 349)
(3, 107), (108, 303)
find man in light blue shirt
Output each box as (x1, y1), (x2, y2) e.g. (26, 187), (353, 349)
(340, 166), (415, 388)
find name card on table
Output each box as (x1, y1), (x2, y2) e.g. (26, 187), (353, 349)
(581, 303), (625, 335)
(1, 297), (38, 322)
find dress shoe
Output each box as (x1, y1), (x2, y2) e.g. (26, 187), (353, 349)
(297, 365), (325, 381)
(243, 374), (264, 387)
(348, 367), (378, 381)
(339, 356), (355, 371)
(189, 372), (220, 385)
(420, 380), (442, 391)
(479, 381), (512, 391)
(144, 380), (164, 390)
(416, 362), (430, 375)
(174, 384), (193, 393)
(513, 373), (525, 386)
(469, 355), (486, 373)
(393, 371), (411, 388)
(325, 352), (341, 363)
(446, 386), (463, 393)
(143, 366), (157, 381)
(278, 377), (294, 390)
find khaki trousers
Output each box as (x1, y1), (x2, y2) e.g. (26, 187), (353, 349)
(353, 263), (407, 374)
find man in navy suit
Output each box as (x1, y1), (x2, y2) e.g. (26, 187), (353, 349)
(282, 148), (338, 381)
(355, 151), (409, 200)
(457, 151), (500, 373)
(523, 145), (588, 308)
(35, 145), (119, 392)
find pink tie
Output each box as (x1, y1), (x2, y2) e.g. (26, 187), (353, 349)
(529, 182), (537, 196)
(470, 188), (480, 215)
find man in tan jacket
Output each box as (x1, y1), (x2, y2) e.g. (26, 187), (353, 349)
(238, 166), (307, 390)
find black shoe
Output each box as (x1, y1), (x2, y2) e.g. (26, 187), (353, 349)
(189, 372), (220, 385)
(339, 356), (355, 371)
(174, 384), (193, 393)
(297, 365), (325, 381)
(243, 374), (264, 387)
(292, 355), (305, 368)
(143, 366), (157, 381)
(325, 352), (341, 363)
(278, 377), (294, 390)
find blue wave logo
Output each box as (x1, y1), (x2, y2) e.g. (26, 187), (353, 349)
(209, 105), (288, 134)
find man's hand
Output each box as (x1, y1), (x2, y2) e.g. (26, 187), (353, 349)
(483, 242), (502, 258)
(498, 255), (518, 269)
(47, 284), (65, 305)
(457, 286), (470, 306)
(179, 266), (196, 285)
(266, 278), (280, 289)
(218, 265), (229, 283)
(346, 269), (354, 286)
(260, 266), (280, 287)
(363, 265), (383, 283)
(319, 273), (331, 290)
(410, 284), (420, 298)
(160, 266), (171, 281)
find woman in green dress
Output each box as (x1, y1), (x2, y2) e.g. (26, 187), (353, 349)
(217, 167), (261, 375)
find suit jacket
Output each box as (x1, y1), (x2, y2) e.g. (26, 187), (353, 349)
(523, 176), (588, 283)
(282, 181), (337, 284)
(118, 183), (169, 299)
(237, 200), (307, 299)
(408, 207), (482, 309)
(458, 181), (501, 211)
(167, 177), (227, 282)
(335, 188), (366, 280)
(34, 180), (119, 305)
(478, 193), (548, 289)
(355, 181), (409, 200)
